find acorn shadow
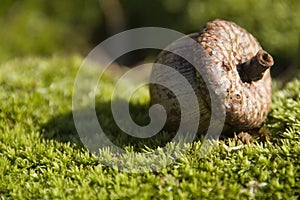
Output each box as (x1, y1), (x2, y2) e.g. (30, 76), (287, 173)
(41, 99), (176, 151)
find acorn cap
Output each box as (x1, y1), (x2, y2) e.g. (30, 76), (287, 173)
(150, 19), (273, 133)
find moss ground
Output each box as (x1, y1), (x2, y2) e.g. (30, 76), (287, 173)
(0, 56), (299, 199)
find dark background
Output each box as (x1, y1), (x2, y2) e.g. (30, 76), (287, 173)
(1, 0), (299, 78)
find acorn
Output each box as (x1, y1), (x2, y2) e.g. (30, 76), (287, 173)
(150, 19), (274, 134)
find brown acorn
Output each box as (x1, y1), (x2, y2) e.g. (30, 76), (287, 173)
(150, 19), (274, 134)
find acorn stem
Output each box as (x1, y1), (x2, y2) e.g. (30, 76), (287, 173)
(240, 50), (274, 82)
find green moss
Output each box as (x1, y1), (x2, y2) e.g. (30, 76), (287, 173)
(0, 56), (299, 199)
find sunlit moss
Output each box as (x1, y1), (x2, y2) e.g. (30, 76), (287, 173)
(0, 56), (299, 199)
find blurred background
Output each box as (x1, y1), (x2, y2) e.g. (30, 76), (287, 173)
(0, 0), (299, 78)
